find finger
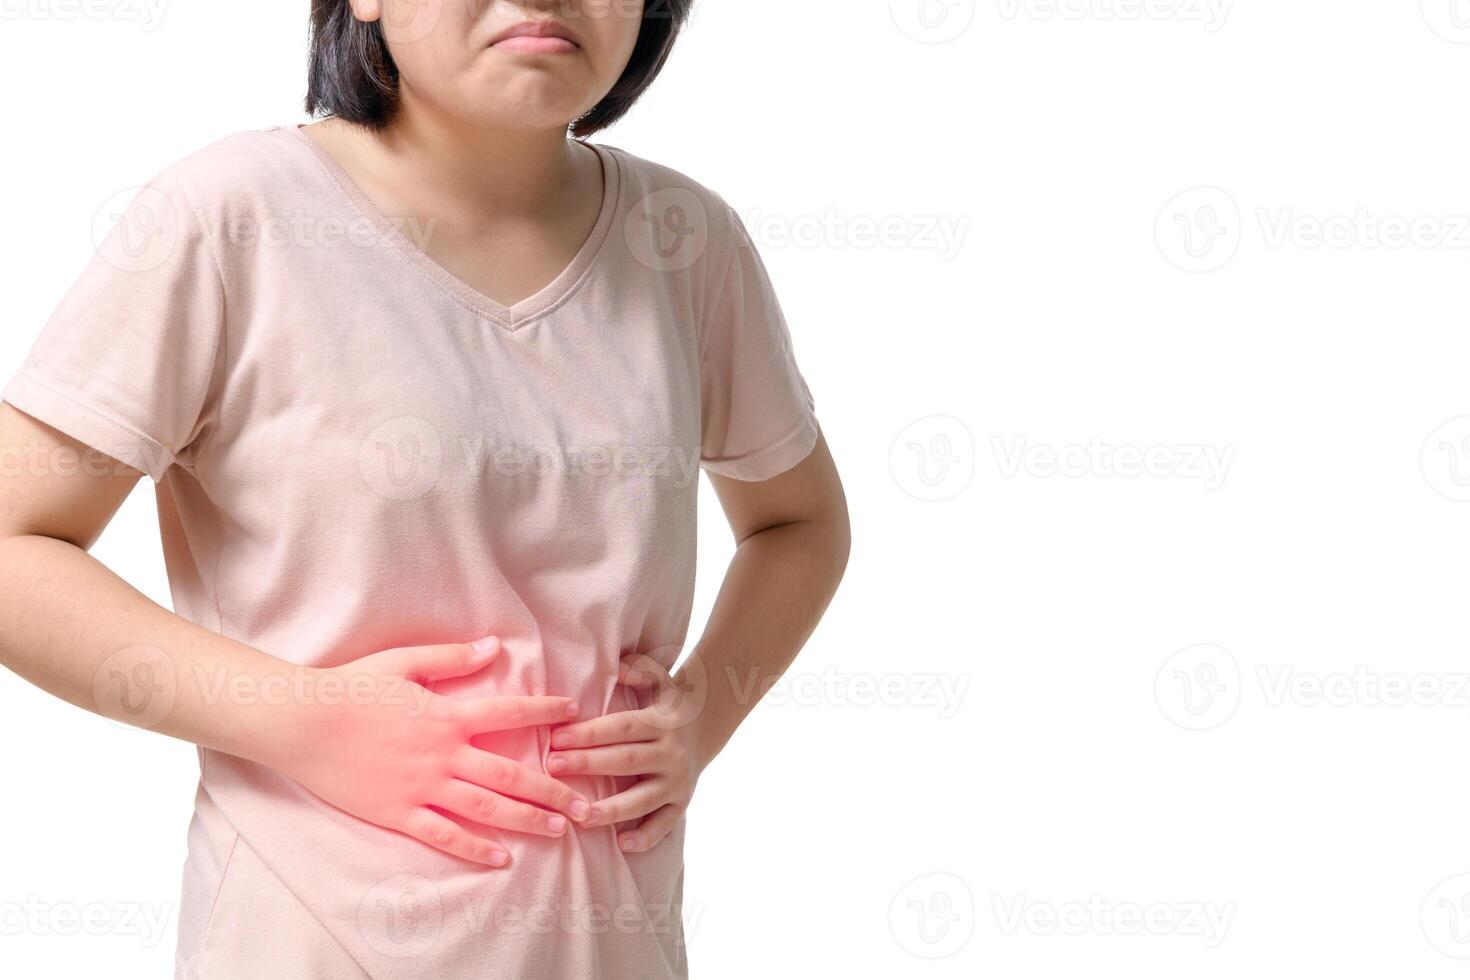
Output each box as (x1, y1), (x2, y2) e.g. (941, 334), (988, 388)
(584, 778), (668, 828)
(454, 749), (592, 822)
(456, 695), (580, 734)
(436, 780), (569, 838)
(550, 710), (657, 750)
(618, 805), (684, 853)
(614, 658), (661, 690)
(401, 807), (509, 866)
(616, 663), (656, 688)
(617, 656), (662, 689)
(364, 636), (500, 683)
(547, 742), (665, 777)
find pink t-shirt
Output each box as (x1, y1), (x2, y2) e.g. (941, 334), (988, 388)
(3, 123), (818, 979)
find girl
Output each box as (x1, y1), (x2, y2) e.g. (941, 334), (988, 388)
(0, 1), (849, 977)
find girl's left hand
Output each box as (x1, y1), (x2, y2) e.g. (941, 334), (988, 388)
(546, 654), (705, 853)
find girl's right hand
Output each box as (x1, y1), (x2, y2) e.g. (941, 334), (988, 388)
(270, 635), (589, 867)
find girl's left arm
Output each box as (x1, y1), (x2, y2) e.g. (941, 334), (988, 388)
(546, 429), (849, 852)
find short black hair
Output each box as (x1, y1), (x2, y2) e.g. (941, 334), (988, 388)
(306, 0), (693, 138)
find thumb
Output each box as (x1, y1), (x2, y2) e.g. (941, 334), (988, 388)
(617, 652), (669, 689)
(367, 636), (501, 683)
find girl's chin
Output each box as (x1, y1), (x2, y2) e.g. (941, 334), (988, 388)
(463, 83), (594, 128)
(457, 106), (586, 134)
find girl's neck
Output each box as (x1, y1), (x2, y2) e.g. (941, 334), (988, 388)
(333, 97), (590, 225)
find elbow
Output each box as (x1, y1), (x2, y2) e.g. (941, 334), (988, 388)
(825, 497), (852, 588)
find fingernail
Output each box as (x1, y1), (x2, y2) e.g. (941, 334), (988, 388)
(551, 732), (571, 749)
(564, 701), (580, 717)
(472, 636), (500, 658)
(546, 756), (567, 774)
(488, 850), (510, 866)
(569, 799), (590, 820)
(619, 835), (637, 851)
(547, 815), (567, 834)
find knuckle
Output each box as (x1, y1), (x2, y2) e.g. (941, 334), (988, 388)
(620, 747), (640, 771)
(475, 794), (500, 821)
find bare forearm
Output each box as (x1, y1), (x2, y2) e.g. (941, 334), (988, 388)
(0, 534), (308, 768)
(682, 517), (849, 768)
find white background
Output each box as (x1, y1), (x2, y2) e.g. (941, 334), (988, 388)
(3, 0), (1470, 977)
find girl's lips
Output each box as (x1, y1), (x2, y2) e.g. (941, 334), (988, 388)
(492, 35), (579, 55)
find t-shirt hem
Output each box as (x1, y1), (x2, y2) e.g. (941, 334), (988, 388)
(2, 369), (175, 481)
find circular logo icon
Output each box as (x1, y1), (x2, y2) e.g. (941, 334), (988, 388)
(1422, 0), (1470, 43)
(888, 871), (975, 959)
(1422, 874), (1470, 958)
(889, 415), (975, 502)
(92, 645), (177, 730)
(358, 873), (444, 959)
(1421, 417), (1470, 502)
(92, 185), (181, 274)
(1155, 186), (1241, 273)
(624, 646), (711, 733)
(890, 0), (978, 44)
(379, 0), (443, 44)
(624, 188), (709, 273)
(359, 416), (443, 502)
(1155, 643), (1240, 731)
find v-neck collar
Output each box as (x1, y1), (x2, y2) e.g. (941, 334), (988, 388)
(282, 122), (622, 331)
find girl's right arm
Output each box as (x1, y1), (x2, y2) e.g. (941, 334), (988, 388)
(0, 402), (588, 866)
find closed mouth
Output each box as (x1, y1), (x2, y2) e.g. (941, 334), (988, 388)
(488, 20), (581, 54)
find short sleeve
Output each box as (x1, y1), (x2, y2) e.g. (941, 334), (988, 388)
(699, 208), (819, 481)
(3, 172), (225, 482)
